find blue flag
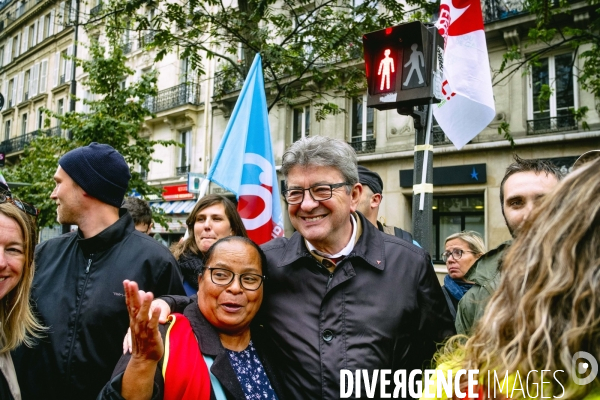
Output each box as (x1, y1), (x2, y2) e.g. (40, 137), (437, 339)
(207, 54), (284, 244)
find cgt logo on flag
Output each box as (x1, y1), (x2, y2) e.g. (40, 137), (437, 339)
(237, 153), (284, 243)
(433, 0), (496, 149)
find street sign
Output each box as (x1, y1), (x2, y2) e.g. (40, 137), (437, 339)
(362, 21), (444, 110)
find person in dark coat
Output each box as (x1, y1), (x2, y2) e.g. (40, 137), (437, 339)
(100, 236), (286, 400)
(12, 143), (185, 400)
(170, 195), (247, 295)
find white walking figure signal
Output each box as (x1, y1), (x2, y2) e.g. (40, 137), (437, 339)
(377, 49), (395, 90)
(403, 43), (425, 86)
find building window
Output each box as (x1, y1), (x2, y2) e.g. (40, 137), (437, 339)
(7, 78), (14, 107)
(350, 94), (374, 153)
(57, 99), (64, 127)
(292, 105), (310, 142)
(4, 120), (11, 141)
(44, 13), (52, 38)
(12, 35), (19, 59)
(528, 52), (577, 134)
(177, 130), (191, 175)
(0, 46), (4, 65)
(21, 113), (27, 135)
(37, 108), (43, 129)
(23, 69), (30, 100)
(432, 195), (485, 263)
(28, 24), (35, 48)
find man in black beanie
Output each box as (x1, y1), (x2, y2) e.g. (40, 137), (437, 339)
(356, 165), (415, 243)
(12, 143), (185, 400)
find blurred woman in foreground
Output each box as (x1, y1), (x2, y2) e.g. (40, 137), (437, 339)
(425, 157), (600, 399)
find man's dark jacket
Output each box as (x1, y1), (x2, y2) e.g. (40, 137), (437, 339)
(99, 301), (288, 400)
(12, 210), (185, 400)
(260, 212), (454, 399)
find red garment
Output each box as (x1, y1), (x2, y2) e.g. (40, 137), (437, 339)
(162, 313), (211, 400)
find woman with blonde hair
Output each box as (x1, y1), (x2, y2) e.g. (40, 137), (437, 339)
(441, 231), (486, 319)
(0, 177), (44, 399)
(426, 157), (600, 400)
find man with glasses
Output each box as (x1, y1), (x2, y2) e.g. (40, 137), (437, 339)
(264, 136), (453, 398)
(12, 143), (185, 400)
(158, 136), (454, 399)
(455, 155), (562, 335)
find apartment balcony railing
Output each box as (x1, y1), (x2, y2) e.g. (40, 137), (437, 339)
(176, 165), (190, 176)
(526, 115), (577, 135)
(143, 82), (202, 114)
(90, 2), (103, 16)
(121, 41), (132, 54)
(0, 0), (56, 33)
(482, 0), (526, 23)
(0, 126), (62, 155)
(349, 139), (376, 154)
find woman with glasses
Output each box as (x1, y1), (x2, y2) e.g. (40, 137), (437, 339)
(441, 231), (486, 320)
(170, 195), (248, 295)
(101, 236), (286, 400)
(0, 178), (44, 399)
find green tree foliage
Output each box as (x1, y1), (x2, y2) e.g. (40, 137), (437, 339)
(106, 0), (434, 117)
(3, 15), (177, 228)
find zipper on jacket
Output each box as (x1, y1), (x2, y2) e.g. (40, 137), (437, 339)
(327, 273), (334, 288)
(65, 254), (94, 383)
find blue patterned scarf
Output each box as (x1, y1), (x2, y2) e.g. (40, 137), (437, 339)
(444, 274), (474, 301)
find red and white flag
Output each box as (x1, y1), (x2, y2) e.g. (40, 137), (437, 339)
(434, 0), (495, 149)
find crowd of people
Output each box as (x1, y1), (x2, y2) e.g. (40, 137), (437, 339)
(0, 138), (597, 400)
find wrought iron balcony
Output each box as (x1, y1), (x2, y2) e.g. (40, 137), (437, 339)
(348, 139), (376, 154)
(527, 115), (577, 135)
(0, 0), (62, 33)
(143, 82), (202, 114)
(482, 0), (526, 23)
(121, 41), (132, 54)
(90, 2), (103, 16)
(176, 165), (190, 176)
(0, 126), (62, 155)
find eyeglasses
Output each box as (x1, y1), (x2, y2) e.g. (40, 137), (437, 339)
(282, 182), (350, 205)
(206, 267), (265, 291)
(0, 190), (39, 217)
(441, 249), (477, 263)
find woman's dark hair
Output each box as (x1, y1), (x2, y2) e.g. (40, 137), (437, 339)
(202, 236), (267, 278)
(171, 195), (248, 259)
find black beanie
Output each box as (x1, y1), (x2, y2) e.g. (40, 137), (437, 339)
(357, 165), (384, 195)
(59, 143), (131, 208)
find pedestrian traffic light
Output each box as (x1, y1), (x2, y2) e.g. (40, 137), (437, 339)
(362, 21), (444, 111)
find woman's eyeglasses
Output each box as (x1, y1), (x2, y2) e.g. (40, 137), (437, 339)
(441, 249), (477, 263)
(0, 190), (39, 217)
(206, 267), (265, 291)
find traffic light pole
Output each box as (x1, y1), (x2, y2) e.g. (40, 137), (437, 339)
(408, 103), (434, 255)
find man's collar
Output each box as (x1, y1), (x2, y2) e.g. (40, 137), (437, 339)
(305, 213), (359, 259)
